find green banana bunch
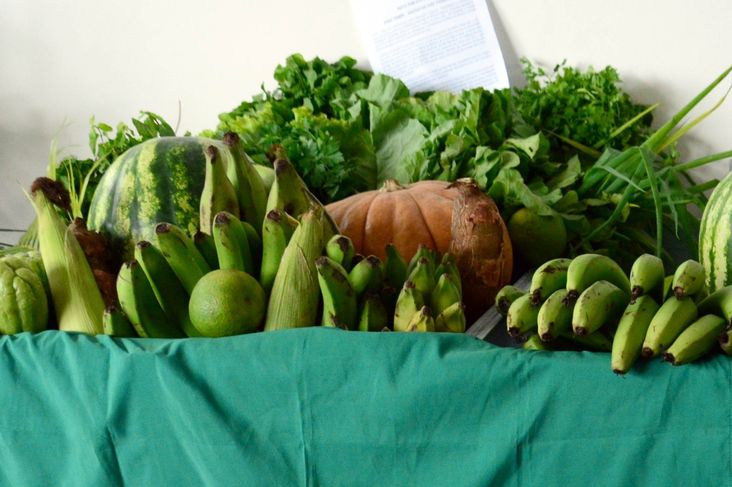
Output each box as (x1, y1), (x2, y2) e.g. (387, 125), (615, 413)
(435, 301), (466, 333)
(537, 288), (573, 342)
(325, 234), (356, 271)
(672, 260), (706, 299)
(349, 256), (383, 297)
(193, 231), (219, 271)
(212, 211), (254, 275)
(116, 260), (185, 338)
(406, 306), (435, 332)
(222, 132), (268, 232)
(629, 254), (665, 303)
(264, 208), (326, 331)
(611, 296), (659, 374)
(642, 296), (698, 358)
(697, 285), (732, 327)
(315, 256), (358, 329)
(265, 157), (313, 219)
(199, 145), (239, 235)
(572, 280), (628, 336)
(358, 293), (389, 332)
(155, 223), (211, 294)
(260, 209), (298, 294)
(529, 258), (572, 304)
(495, 285), (525, 316)
(507, 294), (539, 337)
(102, 304), (136, 337)
(565, 254), (631, 303)
(135, 241), (200, 337)
(393, 281), (424, 332)
(664, 314), (726, 365)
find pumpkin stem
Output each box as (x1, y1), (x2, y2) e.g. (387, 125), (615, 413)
(380, 179), (404, 192)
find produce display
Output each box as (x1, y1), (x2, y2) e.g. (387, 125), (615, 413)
(496, 253), (732, 372)
(0, 52), (730, 378)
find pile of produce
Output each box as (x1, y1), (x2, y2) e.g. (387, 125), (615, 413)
(2, 52), (731, 376)
(496, 252), (732, 371)
(16, 131), (494, 338)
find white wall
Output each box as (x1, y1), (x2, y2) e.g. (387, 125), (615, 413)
(1, 0), (730, 243)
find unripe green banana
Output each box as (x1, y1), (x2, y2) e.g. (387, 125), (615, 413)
(406, 306), (435, 332)
(254, 164), (275, 194)
(406, 244), (435, 278)
(529, 258), (572, 304)
(720, 329), (732, 355)
(611, 295), (660, 374)
(358, 293), (389, 332)
(116, 260), (185, 338)
(430, 273), (461, 316)
(507, 294), (539, 337)
(662, 275), (674, 301)
(407, 257), (436, 297)
(383, 243), (408, 291)
(199, 145), (239, 235)
(565, 330), (613, 352)
(240, 220), (262, 277)
(522, 334), (548, 351)
(265, 157), (312, 219)
(134, 241), (200, 337)
(393, 281), (424, 332)
(495, 285), (525, 316)
(102, 304), (136, 337)
(222, 132), (268, 232)
(434, 252), (461, 295)
(537, 288), (573, 342)
(315, 256), (358, 329)
(642, 296), (698, 358)
(565, 254), (630, 303)
(672, 259), (706, 299)
(193, 231), (219, 270)
(212, 211), (254, 275)
(325, 234), (356, 270)
(663, 314), (726, 365)
(435, 301), (466, 333)
(155, 223), (211, 294)
(629, 254), (665, 303)
(260, 209), (298, 294)
(697, 285), (732, 327)
(348, 255), (383, 297)
(572, 280), (628, 336)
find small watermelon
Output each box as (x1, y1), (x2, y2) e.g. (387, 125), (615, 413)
(87, 136), (233, 258)
(699, 170), (732, 293)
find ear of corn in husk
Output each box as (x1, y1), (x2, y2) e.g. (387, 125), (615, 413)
(264, 207), (327, 330)
(30, 177), (105, 334)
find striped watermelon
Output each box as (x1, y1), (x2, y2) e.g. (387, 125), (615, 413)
(87, 136), (233, 258)
(699, 170), (732, 292)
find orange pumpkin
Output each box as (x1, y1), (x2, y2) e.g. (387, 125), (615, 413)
(326, 179), (513, 321)
(325, 180), (456, 263)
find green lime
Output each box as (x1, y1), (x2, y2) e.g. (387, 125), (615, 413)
(189, 269), (265, 337)
(507, 208), (567, 266)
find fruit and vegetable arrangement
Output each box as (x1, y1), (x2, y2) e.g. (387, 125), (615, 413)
(2, 53), (731, 377)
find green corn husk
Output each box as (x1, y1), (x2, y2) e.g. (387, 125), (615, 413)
(264, 208), (327, 330)
(30, 178), (104, 334)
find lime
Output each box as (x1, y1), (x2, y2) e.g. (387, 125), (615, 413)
(189, 269), (265, 337)
(507, 208), (567, 266)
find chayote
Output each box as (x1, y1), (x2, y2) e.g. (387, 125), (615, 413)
(0, 251), (49, 334)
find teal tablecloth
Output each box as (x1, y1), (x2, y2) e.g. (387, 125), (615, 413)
(0, 328), (729, 486)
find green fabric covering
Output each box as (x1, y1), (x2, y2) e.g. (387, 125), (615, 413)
(0, 328), (729, 486)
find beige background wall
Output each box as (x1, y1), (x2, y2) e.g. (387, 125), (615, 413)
(2, 0), (730, 243)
